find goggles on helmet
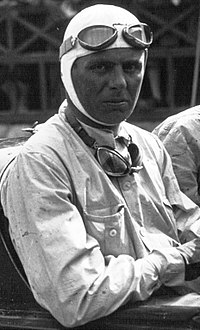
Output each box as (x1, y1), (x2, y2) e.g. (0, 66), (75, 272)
(59, 23), (153, 60)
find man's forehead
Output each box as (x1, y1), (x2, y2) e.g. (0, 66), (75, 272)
(80, 48), (144, 62)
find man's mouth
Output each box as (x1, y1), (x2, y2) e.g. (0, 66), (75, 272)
(104, 99), (128, 105)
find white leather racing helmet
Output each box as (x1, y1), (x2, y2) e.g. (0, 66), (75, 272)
(60, 4), (151, 124)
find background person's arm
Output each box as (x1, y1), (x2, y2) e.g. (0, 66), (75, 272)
(153, 122), (200, 207)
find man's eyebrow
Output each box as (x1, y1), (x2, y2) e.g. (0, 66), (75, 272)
(125, 58), (141, 62)
(86, 58), (113, 67)
(89, 58), (140, 64)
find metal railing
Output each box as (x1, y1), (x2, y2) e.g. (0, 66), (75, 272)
(0, 1), (199, 124)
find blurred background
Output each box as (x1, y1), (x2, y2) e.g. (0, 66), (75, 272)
(0, 0), (199, 137)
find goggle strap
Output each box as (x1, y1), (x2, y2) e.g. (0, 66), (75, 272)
(78, 128), (97, 148)
(59, 38), (74, 60)
(128, 143), (143, 168)
(65, 112), (97, 148)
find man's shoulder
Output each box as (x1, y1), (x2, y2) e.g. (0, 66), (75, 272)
(21, 114), (71, 155)
(153, 105), (200, 137)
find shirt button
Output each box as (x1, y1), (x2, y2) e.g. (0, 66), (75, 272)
(122, 181), (131, 191)
(109, 229), (117, 237)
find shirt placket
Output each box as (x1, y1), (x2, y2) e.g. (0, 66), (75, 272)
(112, 174), (150, 258)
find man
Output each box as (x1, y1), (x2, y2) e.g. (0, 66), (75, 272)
(1, 4), (200, 328)
(153, 106), (200, 207)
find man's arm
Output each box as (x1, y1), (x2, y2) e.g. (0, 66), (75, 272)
(153, 123), (200, 206)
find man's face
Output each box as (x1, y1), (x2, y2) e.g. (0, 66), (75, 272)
(71, 48), (145, 125)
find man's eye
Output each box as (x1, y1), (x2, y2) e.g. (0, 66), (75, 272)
(90, 63), (111, 72)
(123, 62), (141, 73)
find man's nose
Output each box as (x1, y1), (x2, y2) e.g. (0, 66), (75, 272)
(108, 66), (127, 89)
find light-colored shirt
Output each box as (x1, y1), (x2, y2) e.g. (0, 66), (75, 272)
(1, 101), (200, 327)
(153, 106), (200, 207)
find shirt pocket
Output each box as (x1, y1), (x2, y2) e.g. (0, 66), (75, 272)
(82, 204), (128, 256)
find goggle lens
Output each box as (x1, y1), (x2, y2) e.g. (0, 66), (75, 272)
(127, 24), (152, 45)
(97, 147), (129, 176)
(78, 25), (116, 49)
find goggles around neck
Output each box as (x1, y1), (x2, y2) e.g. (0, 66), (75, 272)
(59, 23), (153, 59)
(96, 143), (143, 177)
(65, 112), (143, 177)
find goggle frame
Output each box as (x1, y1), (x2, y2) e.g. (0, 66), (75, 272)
(95, 144), (143, 177)
(59, 23), (153, 60)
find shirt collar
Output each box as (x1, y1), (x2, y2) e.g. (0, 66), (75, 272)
(80, 121), (131, 149)
(59, 99), (131, 148)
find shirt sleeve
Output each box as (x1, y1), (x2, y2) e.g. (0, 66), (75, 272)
(0, 150), (185, 327)
(154, 122), (200, 207)
(153, 133), (200, 242)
